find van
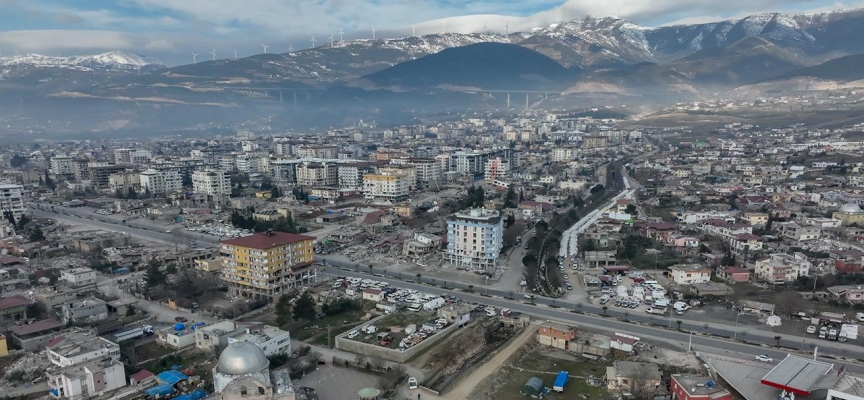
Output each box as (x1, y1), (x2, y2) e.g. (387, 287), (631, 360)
(347, 330), (360, 339)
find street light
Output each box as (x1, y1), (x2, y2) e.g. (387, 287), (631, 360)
(733, 312), (741, 340)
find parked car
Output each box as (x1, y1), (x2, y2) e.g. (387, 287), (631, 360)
(755, 355), (773, 363)
(408, 377), (418, 390)
(806, 325), (817, 334)
(174, 316), (188, 323)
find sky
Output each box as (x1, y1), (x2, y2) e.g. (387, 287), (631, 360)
(0, 0), (860, 65)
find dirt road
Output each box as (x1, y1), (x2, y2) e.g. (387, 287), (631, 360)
(419, 323), (538, 400)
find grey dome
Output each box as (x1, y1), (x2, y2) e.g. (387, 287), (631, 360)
(839, 203), (862, 213)
(217, 341), (269, 375)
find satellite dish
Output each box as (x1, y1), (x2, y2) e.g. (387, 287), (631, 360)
(767, 315), (782, 327)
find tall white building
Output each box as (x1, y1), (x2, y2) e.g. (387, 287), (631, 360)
(50, 156), (75, 175)
(0, 184), (26, 222)
(235, 153), (260, 174)
(363, 171), (412, 202)
(139, 169), (182, 195)
(484, 157), (510, 185)
(46, 336), (126, 400)
(337, 163), (376, 190)
(192, 169), (232, 197)
(113, 148), (152, 164)
(445, 208), (504, 273)
(390, 158), (441, 189)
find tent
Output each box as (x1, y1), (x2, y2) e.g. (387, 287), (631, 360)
(520, 377), (546, 396)
(156, 370), (189, 385)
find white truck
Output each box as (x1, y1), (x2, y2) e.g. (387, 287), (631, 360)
(114, 325), (153, 342)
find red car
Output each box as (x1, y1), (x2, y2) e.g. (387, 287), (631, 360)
(174, 316), (188, 323)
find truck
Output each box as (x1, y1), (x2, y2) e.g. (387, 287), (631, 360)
(114, 325), (153, 342)
(646, 308), (665, 315)
(553, 371), (569, 393)
(599, 295), (610, 305)
(93, 318), (125, 335)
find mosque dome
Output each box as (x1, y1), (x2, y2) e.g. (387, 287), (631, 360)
(839, 203), (862, 213)
(217, 341), (269, 375)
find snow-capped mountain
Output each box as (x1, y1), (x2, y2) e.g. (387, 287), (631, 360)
(0, 51), (165, 71)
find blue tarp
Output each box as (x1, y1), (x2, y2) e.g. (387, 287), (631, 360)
(174, 389), (209, 400)
(157, 370), (188, 385)
(144, 384), (175, 397)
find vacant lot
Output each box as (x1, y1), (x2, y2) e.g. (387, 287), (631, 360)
(471, 341), (610, 400)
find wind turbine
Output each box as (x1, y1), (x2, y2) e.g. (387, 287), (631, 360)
(233, 50), (237, 59)
(442, 22), (447, 34)
(329, 34), (334, 47)
(338, 28), (345, 44)
(371, 27), (377, 40)
(191, 52), (198, 63)
(310, 35), (317, 48)
(210, 49), (216, 61)
(505, 22), (509, 36)
(410, 25), (416, 37)
(262, 44), (269, 54)
(288, 44), (294, 53)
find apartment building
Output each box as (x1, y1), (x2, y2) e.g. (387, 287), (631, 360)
(192, 169), (231, 197)
(50, 156), (75, 176)
(0, 184), (25, 222)
(46, 335), (126, 400)
(220, 231), (316, 299)
(776, 221), (822, 242)
(296, 161), (338, 187)
(484, 157), (510, 186)
(113, 148), (152, 164)
(378, 165), (416, 191)
(294, 145), (338, 159)
(139, 169), (182, 195)
(362, 170), (412, 202)
(390, 158), (442, 189)
(337, 163), (377, 190)
(107, 172), (140, 193)
(754, 253), (811, 283)
(582, 135), (608, 149)
(87, 163), (128, 189)
(551, 148), (576, 163)
(445, 208), (504, 273)
(669, 264), (712, 285)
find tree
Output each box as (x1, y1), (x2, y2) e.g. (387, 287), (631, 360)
(504, 186), (517, 209)
(467, 285), (474, 293)
(144, 261), (167, 289)
(9, 155), (28, 168)
(127, 187), (137, 199)
(676, 320), (683, 330)
(415, 273), (422, 283)
(44, 171), (54, 189)
(275, 294), (292, 326)
(602, 306), (608, 316)
(590, 184), (605, 195)
(625, 204), (637, 215)
(125, 305), (137, 317)
(774, 291), (805, 318)
(270, 185), (281, 199)
(721, 252), (736, 266)
(354, 354), (367, 369)
(774, 336), (782, 347)
(29, 227), (45, 242)
(181, 173), (193, 188)
(292, 292), (317, 321)
(522, 253), (538, 267)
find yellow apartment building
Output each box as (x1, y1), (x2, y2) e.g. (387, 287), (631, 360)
(220, 231), (316, 299)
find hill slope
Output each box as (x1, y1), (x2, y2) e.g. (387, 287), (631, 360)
(774, 53), (864, 82)
(355, 42), (576, 91)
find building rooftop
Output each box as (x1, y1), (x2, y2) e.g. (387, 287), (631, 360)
(8, 319), (63, 336)
(674, 375), (732, 397)
(448, 208), (501, 223)
(229, 325), (289, 346)
(221, 231), (315, 250)
(49, 335), (118, 355)
(760, 354), (836, 396)
(0, 295), (30, 310)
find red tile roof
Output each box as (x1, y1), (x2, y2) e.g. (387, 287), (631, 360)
(220, 232), (315, 250)
(0, 295), (30, 310)
(8, 319), (63, 336)
(611, 334), (638, 345)
(130, 370), (155, 382)
(363, 288), (382, 295)
(363, 211), (388, 225)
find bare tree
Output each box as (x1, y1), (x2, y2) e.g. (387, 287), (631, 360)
(369, 356), (386, 371)
(629, 363), (660, 400)
(774, 290), (805, 318)
(354, 354), (367, 368)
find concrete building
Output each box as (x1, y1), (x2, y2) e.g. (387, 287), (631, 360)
(220, 231), (316, 299)
(60, 298), (108, 324)
(47, 358), (126, 400)
(483, 157), (510, 186)
(50, 156), (75, 176)
(362, 170), (412, 202)
(0, 333), (7, 358)
(445, 208), (504, 273)
(402, 232), (443, 256)
(228, 324), (292, 357)
(113, 148), (152, 164)
(193, 169), (232, 197)
(87, 163), (128, 189)
(295, 145), (337, 159)
(390, 158), (441, 189)
(337, 163), (376, 190)
(296, 162), (337, 187)
(754, 253), (811, 283)
(669, 264), (712, 285)
(606, 362), (662, 395)
(777, 221), (822, 242)
(139, 169), (182, 195)
(59, 267), (97, 287)
(0, 295), (30, 329)
(582, 135), (609, 149)
(833, 203), (864, 226)
(107, 172), (140, 193)
(48, 336), (121, 367)
(195, 320), (245, 353)
(670, 375), (732, 400)
(157, 325), (197, 349)
(537, 323), (576, 350)
(0, 184), (25, 222)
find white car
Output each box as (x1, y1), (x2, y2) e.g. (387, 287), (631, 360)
(755, 355), (773, 363)
(408, 377), (418, 390)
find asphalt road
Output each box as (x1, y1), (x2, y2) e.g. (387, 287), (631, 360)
(320, 260), (864, 373)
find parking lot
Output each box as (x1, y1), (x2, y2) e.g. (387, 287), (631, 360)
(594, 273), (696, 318)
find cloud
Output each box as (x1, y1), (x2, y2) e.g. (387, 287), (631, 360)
(0, 30), (136, 52)
(143, 39), (175, 51)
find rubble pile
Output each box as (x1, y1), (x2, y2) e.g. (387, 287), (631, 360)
(0, 351), (50, 387)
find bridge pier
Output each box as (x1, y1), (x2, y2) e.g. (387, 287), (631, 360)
(506, 92), (510, 109)
(293, 91), (298, 109)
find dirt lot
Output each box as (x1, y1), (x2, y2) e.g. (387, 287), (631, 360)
(469, 339), (611, 400)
